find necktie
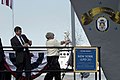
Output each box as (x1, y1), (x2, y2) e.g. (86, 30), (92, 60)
(19, 36), (24, 45)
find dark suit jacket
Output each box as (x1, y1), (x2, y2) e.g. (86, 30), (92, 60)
(10, 34), (30, 64)
(0, 38), (4, 62)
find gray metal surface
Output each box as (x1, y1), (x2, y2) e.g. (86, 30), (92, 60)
(70, 0), (120, 80)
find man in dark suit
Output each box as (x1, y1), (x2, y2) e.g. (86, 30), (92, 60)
(10, 26), (32, 80)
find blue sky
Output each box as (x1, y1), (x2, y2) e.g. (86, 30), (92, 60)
(0, 0), (89, 46)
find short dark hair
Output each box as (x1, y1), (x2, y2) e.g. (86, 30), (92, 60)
(14, 26), (21, 32)
(45, 32), (54, 39)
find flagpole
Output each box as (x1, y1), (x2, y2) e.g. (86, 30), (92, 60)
(11, 0), (15, 80)
(11, 0), (14, 36)
(11, 1), (16, 79)
(12, 7), (14, 36)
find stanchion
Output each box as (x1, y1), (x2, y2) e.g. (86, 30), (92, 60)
(95, 72), (97, 80)
(81, 76), (83, 80)
(74, 72), (76, 80)
(98, 47), (101, 80)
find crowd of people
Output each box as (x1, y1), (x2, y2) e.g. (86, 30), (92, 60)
(0, 26), (70, 80)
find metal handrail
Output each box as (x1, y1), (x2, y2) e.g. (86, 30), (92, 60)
(0, 46), (74, 73)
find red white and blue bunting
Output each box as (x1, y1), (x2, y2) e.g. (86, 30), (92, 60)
(4, 51), (47, 79)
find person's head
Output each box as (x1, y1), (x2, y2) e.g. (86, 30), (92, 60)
(14, 26), (22, 36)
(45, 32), (54, 40)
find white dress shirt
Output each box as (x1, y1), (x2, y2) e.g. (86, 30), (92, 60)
(16, 35), (25, 46)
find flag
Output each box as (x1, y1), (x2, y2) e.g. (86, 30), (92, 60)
(1, 0), (13, 9)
